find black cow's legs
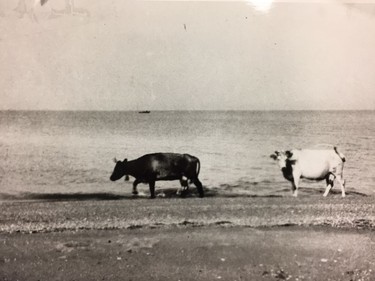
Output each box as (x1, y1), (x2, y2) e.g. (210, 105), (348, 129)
(149, 181), (156, 199)
(179, 177), (189, 197)
(132, 179), (140, 195)
(193, 178), (204, 198)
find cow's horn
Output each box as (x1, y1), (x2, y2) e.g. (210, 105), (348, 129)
(113, 157), (118, 163)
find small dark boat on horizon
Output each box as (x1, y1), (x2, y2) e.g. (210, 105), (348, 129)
(138, 110), (151, 114)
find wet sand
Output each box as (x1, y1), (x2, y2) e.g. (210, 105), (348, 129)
(0, 192), (374, 280)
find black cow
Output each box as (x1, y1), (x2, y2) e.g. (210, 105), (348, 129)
(110, 153), (204, 198)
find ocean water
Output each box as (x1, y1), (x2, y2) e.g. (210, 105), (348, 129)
(0, 110), (374, 198)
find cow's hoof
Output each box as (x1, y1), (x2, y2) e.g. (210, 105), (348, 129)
(157, 192), (166, 198)
(199, 193), (204, 198)
(132, 191), (139, 196)
(150, 195), (156, 199)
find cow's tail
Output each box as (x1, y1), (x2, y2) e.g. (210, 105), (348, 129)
(334, 146), (346, 163)
(196, 158), (201, 177)
(188, 157), (201, 184)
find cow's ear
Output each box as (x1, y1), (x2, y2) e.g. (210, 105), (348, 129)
(123, 158), (127, 163)
(285, 151), (293, 158)
(270, 154), (277, 160)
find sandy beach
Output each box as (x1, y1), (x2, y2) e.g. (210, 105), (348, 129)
(1, 191), (374, 281)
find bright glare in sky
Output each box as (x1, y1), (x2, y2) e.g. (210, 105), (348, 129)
(247, 0), (273, 12)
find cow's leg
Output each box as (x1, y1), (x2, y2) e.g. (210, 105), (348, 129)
(176, 184), (182, 196)
(291, 171), (300, 197)
(336, 175), (346, 198)
(178, 176), (189, 197)
(149, 181), (156, 199)
(192, 178), (204, 198)
(323, 173), (335, 197)
(132, 179), (140, 195)
(291, 180), (298, 197)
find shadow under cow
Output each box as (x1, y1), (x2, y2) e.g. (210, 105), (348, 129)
(0, 187), (367, 202)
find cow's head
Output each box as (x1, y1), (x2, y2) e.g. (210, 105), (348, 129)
(270, 150), (293, 168)
(110, 158), (128, 181)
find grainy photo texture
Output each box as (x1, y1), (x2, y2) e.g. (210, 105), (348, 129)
(0, 0), (374, 280)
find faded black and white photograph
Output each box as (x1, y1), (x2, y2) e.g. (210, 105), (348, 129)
(0, 0), (374, 280)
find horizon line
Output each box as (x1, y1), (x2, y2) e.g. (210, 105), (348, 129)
(0, 109), (374, 112)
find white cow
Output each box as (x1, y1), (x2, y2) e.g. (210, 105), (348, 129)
(270, 147), (346, 197)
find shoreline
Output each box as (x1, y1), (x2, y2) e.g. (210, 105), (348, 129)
(1, 194), (374, 234)
(1, 194), (374, 280)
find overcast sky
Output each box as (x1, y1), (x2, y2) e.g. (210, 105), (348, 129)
(1, 0), (375, 110)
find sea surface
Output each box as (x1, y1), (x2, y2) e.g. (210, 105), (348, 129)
(0, 110), (374, 198)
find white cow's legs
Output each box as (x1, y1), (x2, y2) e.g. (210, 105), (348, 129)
(292, 179), (299, 197)
(292, 171), (301, 197)
(337, 177), (346, 197)
(323, 173), (335, 197)
(323, 184), (332, 197)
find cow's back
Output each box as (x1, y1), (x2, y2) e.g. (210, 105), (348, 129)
(136, 153), (199, 180)
(292, 149), (343, 179)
